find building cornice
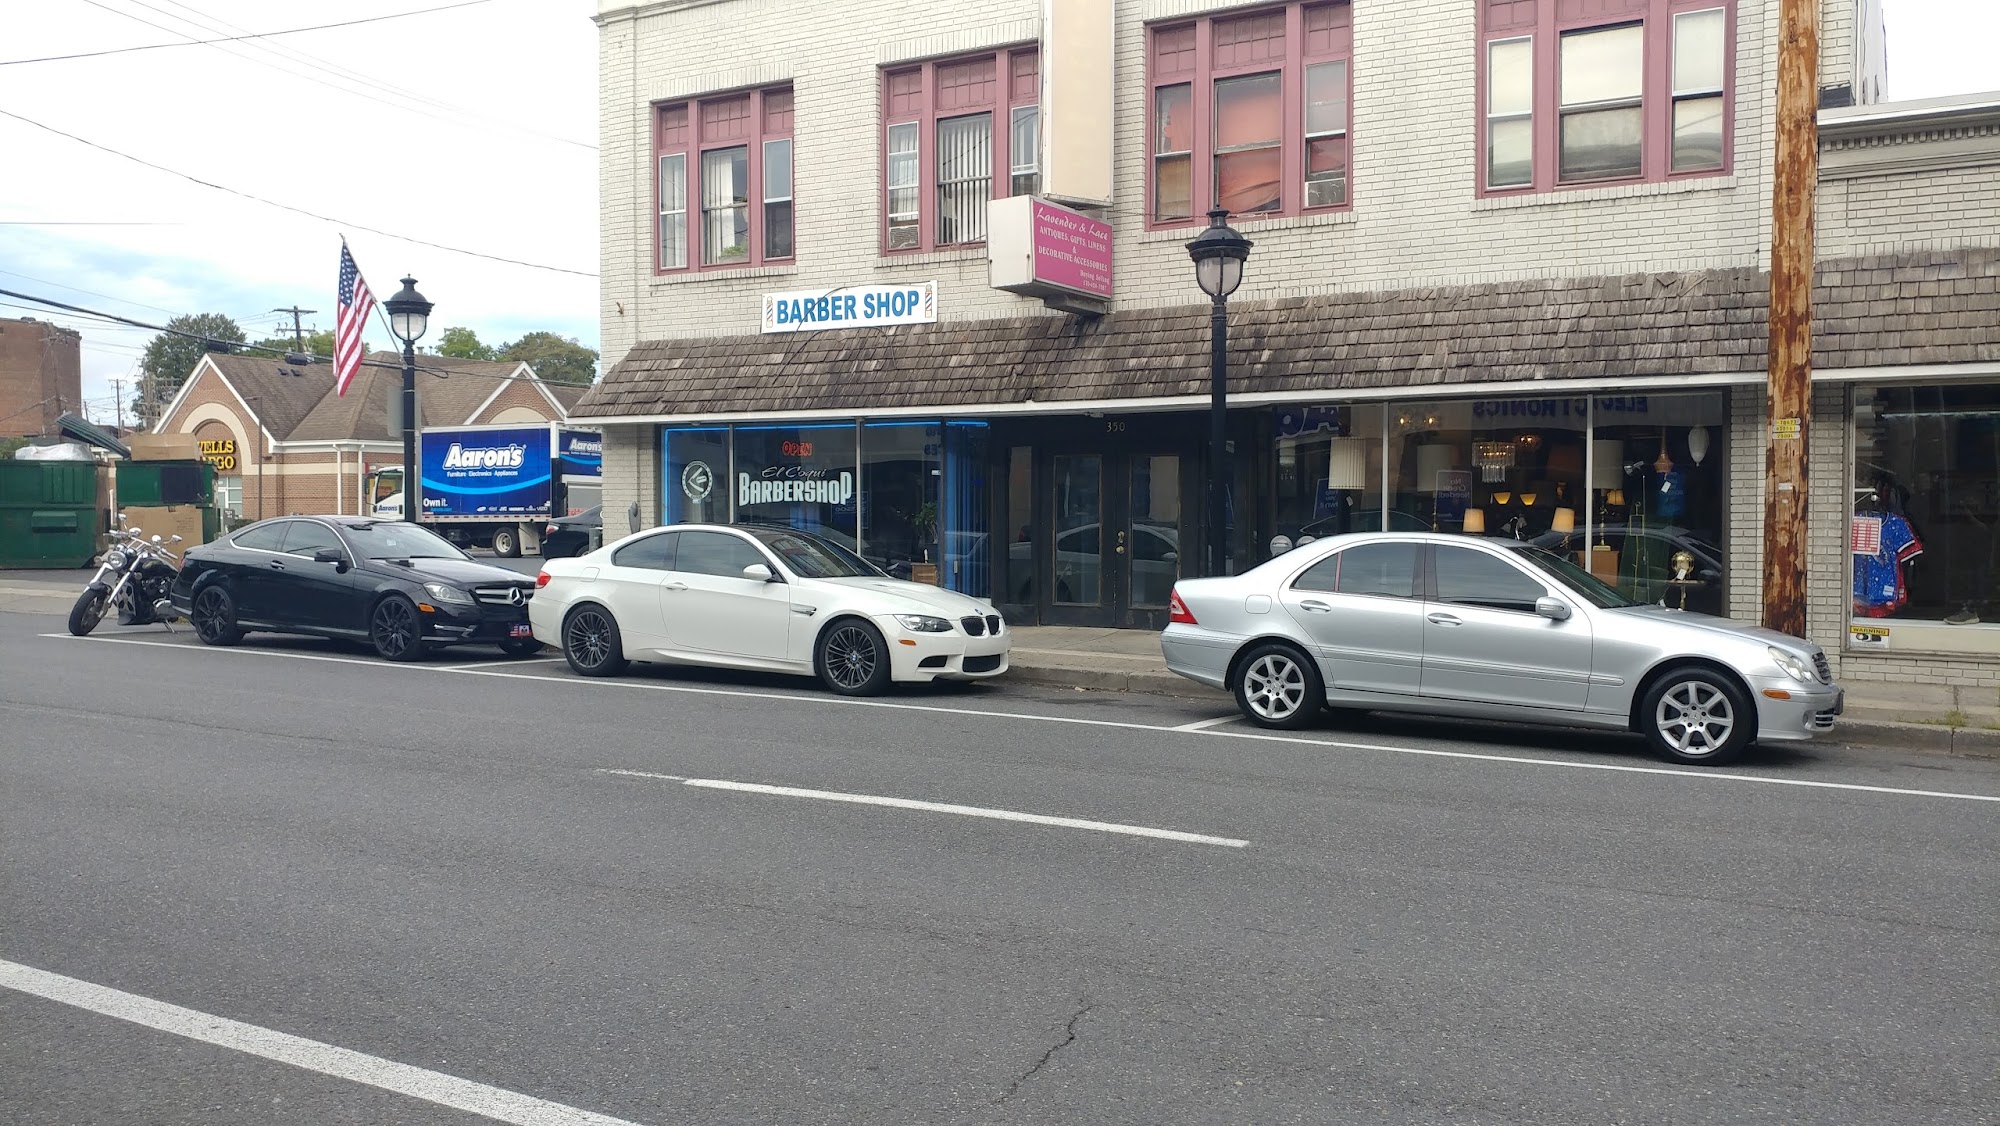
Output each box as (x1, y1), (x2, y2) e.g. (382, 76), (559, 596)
(1819, 92), (2000, 180)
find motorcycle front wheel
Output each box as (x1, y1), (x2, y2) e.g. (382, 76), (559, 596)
(68, 587), (109, 637)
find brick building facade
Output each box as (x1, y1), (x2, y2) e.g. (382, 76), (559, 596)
(0, 317), (84, 440)
(575, 0), (2000, 695)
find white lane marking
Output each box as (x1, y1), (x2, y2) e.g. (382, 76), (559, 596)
(0, 958), (643, 1126)
(44, 633), (2000, 805)
(597, 768), (689, 782)
(1172, 715), (1240, 733)
(604, 772), (1248, 848)
(435, 656), (565, 671)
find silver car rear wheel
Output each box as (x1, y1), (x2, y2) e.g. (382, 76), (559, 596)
(1232, 643), (1323, 730)
(1643, 669), (1752, 766)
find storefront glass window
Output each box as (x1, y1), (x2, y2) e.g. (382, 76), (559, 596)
(940, 422), (991, 596)
(662, 427), (729, 525)
(1052, 453), (1102, 605)
(1388, 396), (1589, 543)
(859, 421), (939, 579)
(1004, 446), (1035, 606)
(1850, 384), (2000, 650)
(1272, 403), (1386, 545)
(730, 424), (859, 550)
(1588, 393), (1727, 614)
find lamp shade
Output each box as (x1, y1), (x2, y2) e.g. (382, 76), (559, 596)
(1687, 426), (1711, 465)
(1591, 440), (1623, 489)
(383, 275), (433, 344)
(1551, 506), (1576, 534)
(1415, 444), (1454, 491)
(1462, 507), (1486, 534)
(1186, 208), (1251, 298)
(1326, 437), (1368, 490)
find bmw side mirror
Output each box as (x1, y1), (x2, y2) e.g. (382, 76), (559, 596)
(742, 563), (779, 583)
(1535, 596), (1572, 622)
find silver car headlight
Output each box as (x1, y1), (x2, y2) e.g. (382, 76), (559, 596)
(1768, 646), (1816, 684)
(423, 582), (477, 607)
(895, 614), (953, 633)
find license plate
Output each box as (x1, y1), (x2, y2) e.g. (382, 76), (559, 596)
(510, 624), (533, 638)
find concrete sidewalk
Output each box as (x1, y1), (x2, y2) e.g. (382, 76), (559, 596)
(1004, 625), (2000, 759)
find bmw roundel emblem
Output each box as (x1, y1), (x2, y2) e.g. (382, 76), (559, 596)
(683, 460), (714, 502)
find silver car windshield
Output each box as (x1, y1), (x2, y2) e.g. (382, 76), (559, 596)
(1510, 544), (1639, 609)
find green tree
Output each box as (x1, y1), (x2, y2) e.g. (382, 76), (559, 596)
(135, 313), (245, 427)
(435, 325), (499, 361)
(249, 329), (335, 359)
(499, 331), (598, 385)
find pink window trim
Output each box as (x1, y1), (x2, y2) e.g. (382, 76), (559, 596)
(1474, 0), (1735, 200)
(1144, 1), (1354, 232)
(653, 84), (795, 275)
(879, 45), (1038, 256)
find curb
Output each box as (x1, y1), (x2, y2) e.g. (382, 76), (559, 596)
(1007, 664), (2000, 760)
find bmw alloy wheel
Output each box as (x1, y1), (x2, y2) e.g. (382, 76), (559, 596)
(565, 608), (617, 672)
(823, 624), (879, 691)
(1241, 653), (1307, 722)
(1654, 679), (1736, 758)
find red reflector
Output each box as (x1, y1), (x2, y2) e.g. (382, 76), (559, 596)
(1168, 589), (1197, 625)
(535, 571), (552, 588)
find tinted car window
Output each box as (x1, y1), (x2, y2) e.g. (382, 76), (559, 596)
(281, 521), (344, 558)
(340, 521), (467, 560)
(611, 532), (677, 571)
(1294, 542), (1419, 597)
(1432, 546), (1548, 613)
(231, 522), (290, 552)
(674, 531), (771, 579)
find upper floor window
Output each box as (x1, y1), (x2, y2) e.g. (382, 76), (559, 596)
(882, 48), (1039, 252)
(655, 86), (793, 272)
(1147, 2), (1352, 227)
(1479, 0), (1731, 195)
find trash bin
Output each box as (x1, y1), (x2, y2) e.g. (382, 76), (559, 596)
(0, 460), (103, 568)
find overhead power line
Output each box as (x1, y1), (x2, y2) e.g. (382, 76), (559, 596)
(0, 107), (597, 278)
(0, 0), (499, 67)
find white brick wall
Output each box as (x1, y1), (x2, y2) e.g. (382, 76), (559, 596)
(1820, 169), (2000, 259)
(591, 0), (1830, 371)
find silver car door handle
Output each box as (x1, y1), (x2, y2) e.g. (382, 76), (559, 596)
(1299, 600), (1334, 612)
(1426, 612), (1462, 626)
(663, 581), (688, 591)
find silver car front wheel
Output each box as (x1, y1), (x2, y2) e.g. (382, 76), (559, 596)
(1642, 669), (1752, 766)
(1232, 643), (1323, 730)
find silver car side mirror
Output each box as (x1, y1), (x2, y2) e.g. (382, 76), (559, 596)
(742, 563), (778, 583)
(1535, 596), (1572, 622)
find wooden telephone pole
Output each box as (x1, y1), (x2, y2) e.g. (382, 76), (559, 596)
(1762, 0), (1818, 637)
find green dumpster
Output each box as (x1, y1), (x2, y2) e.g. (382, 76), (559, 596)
(114, 459), (214, 507)
(0, 460), (103, 568)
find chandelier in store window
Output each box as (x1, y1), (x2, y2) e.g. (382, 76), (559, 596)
(1474, 441), (1516, 483)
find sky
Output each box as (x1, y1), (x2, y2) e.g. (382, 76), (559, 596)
(2, 0), (1997, 428)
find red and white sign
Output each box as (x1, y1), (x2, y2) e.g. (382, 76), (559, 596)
(988, 196), (1113, 305)
(1850, 515), (1883, 555)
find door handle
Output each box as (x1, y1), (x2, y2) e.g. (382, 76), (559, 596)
(268, 560), (286, 570)
(1426, 612), (1462, 626)
(1115, 530), (1127, 556)
(663, 581), (687, 592)
(1299, 600), (1333, 613)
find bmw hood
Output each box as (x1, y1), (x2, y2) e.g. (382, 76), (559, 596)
(1614, 604), (1818, 654)
(380, 557), (530, 587)
(827, 577), (994, 616)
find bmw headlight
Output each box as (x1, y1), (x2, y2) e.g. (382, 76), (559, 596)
(1768, 646), (1815, 684)
(895, 614), (953, 633)
(423, 582), (476, 607)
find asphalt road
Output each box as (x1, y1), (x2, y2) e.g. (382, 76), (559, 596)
(2, 607), (1996, 1125)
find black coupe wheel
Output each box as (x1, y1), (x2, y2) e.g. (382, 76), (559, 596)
(190, 586), (242, 646)
(67, 589), (109, 637)
(562, 605), (626, 677)
(816, 619), (891, 696)
(370, 595), (429, 662)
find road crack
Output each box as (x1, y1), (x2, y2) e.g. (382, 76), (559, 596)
(994, 998), (1093, 1104)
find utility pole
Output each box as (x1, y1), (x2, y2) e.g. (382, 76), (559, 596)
(111, 377), (125, 431)
(1763, 0), (1817, 638)
(272, 305), (318, 352)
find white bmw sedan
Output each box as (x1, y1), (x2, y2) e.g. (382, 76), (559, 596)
(531, 522), (1010, 695)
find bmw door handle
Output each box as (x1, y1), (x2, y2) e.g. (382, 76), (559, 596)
(1299, 600), (1334, 613)
(1426, 612), (1462, 626)
(663, 581), (688, 592)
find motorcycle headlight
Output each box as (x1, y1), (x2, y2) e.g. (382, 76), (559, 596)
(423, 582), (476, 607)
(895, 614), (953, 633)
(101, 549), (127, 568)
(1768, 646), (1816, 684)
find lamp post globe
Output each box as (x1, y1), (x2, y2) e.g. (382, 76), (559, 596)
(1185, 208), (1251, 578)
(383, 276), (434, 523)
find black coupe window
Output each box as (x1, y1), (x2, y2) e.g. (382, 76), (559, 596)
(281, 522), (344, 558)
(230, 522), (289, 552)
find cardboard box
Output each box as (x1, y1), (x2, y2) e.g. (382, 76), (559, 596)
(124, 433), (203, 461)
(120, 504), (210, 549)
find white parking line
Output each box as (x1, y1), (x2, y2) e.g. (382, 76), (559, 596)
(0, 958), (643, 1126)
(593, 770), (1249, 848)
(1171, 715), (1240, 733)
(436, 656), (565, 671)
(42, 632), (2000, 805)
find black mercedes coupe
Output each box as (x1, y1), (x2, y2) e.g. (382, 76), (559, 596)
(170, 515), (543, 661)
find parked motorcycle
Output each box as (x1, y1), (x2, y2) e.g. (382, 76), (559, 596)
(68, 514), (185, 637)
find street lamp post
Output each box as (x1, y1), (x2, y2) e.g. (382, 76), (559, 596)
(382, 276), (433, 523)
(1186, 208), (1252, 578)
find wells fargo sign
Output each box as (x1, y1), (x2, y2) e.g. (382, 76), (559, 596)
(199, 438), (238, 471)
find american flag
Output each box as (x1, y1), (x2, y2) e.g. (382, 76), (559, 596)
(334, 241), (375, 397)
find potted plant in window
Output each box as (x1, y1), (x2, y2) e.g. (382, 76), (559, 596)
(911, 502), (939, 584)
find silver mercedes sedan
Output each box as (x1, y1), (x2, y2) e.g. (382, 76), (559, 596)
(1161, 532), (1843, 766)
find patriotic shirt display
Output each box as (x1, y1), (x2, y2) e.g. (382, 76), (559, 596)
(1852, 511), (1922, 617)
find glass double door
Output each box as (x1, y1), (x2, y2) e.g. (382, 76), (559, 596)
(1032, 449), (1188, 628)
